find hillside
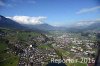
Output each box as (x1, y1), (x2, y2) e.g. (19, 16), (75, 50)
(0, 28), (48, 66)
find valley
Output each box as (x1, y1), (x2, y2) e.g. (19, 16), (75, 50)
(0, 28), (99, 66)
(0, 0), (99, 66)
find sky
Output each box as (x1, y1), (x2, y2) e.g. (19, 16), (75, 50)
(0, 0), (100, 26)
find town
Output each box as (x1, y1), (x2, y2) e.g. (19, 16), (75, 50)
(0, 28), (99, 66)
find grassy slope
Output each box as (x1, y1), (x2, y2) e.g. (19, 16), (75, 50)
(0, 42), (19, 66)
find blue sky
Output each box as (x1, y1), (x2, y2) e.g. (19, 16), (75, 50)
(0, 0), (100, 26)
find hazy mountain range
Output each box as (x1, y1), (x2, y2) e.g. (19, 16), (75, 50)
(70, 20), (100, 31)
(0, 15), (100, 32)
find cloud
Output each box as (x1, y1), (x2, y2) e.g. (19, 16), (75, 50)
(0, 0), (5, 6)
(75, 19), (100, 26)
(7, 16), (47, 25)
(11, 0), (36, 4)
(76, 21), (95, 26)
(28, 0), (36, 4)
(76, 6), (100, 14)
(0, 0), (14, 7)
(0, 0), (36, 7)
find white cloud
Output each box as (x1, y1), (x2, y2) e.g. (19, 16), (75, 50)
(0, 0), (5, 6)
(76, 21), (95, 26)
(75, 19), (100, 26)
(7, 16), (47, 25)
(76, 6), (100, 14)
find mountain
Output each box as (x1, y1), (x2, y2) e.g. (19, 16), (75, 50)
(0, 15), (25, 29)
(0, 15), (67, 31)
(0, 15), (48, 33)
(24, 23), (55, 31)
(22, 23), (67, 31)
